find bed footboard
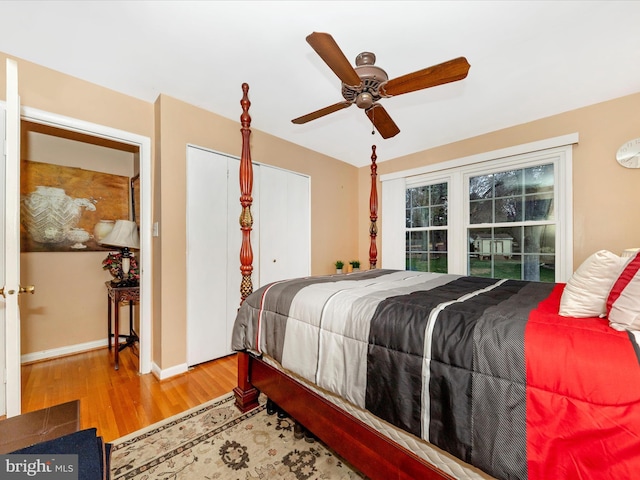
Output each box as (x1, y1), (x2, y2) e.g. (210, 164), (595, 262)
(234, 351), (455, 480)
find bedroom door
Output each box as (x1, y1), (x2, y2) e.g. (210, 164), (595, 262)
(186, 146), (241, 366)
(1, 58), (22, 417)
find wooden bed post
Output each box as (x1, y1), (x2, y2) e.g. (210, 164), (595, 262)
(239, 82), (254, 304)
(369, 145), (378, 269)
(234, 83), (259, 412)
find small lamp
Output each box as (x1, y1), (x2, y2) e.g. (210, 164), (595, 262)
(100, 220), (140, 286)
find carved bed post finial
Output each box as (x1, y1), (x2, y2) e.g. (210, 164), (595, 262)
(369, 145), (378, 269)
(239, 83), (254, 303)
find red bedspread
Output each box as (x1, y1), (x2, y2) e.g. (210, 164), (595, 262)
(526, 284), (640, 479)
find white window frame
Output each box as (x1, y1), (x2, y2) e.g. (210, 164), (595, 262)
(381, 134), (576, 282)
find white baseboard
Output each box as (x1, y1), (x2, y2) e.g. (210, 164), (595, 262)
(152, 362), (188, 380)
(22, 341), (189, 382)
(21, 339), (108, 364)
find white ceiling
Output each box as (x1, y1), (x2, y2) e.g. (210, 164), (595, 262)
(1, 1), (640, 167)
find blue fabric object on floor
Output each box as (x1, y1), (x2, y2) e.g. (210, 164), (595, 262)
(12, 428), (110, 480)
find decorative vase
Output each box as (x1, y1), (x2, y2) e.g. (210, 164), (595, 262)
(67, 228), (91, 249)
(21, 186), (96, 244)
(94, 219), (115, 243)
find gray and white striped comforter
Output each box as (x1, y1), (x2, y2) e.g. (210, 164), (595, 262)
(231, 269), (556, 479)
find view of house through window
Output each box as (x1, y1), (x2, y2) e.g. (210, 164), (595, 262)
(402, 154), (564, 282)
(468, 163), (555, 282)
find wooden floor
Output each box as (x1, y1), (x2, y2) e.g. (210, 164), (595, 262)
(20, 347), (238, 442)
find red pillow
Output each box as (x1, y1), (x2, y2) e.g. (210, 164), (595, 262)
(607, 252), (640, 331)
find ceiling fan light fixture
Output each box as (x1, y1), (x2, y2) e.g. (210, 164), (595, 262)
(356, 92), (374, 109)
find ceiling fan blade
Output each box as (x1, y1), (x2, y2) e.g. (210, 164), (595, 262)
(292, 101), (352, 124)
(306, 32), (362, 87)
(381, 57), (470, 97)
(365, 104), (400, 139)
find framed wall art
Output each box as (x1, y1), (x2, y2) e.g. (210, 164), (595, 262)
(20, 160), (130, 252)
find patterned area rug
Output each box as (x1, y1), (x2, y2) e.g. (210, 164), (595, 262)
(110, 393), (364, 479)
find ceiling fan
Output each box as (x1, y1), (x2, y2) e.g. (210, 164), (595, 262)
(292, 32), (471, 139)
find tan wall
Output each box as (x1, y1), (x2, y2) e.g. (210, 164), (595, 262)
(358, 92), (640, 269)
(0, 55), (153, 138)
(153, 94), (358, 369)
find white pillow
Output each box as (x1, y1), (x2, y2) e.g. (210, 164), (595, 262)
(559, 250), (627, 318)
(607, 252), (640, 331)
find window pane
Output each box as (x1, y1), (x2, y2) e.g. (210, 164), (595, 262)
(470, 199), (493, 224)
(431, 205), (447, 226)
(430, 183), (448, 205)
(469, 227), (492, 258)
(525, 164), (554, 194)
(495, 197), (522, 223)
(411, 207), (430, 227)
(524, 225), (555, 257)
(495, 226), (520, 257)
(412, 186), (428, 207)
(430, 252), (448, 273)
(494, 170), (522, 197)
(469, 256), (492, 277)
(539, 254), (556, 282)
(525, 194), (554, 221)
(407, 231), (427, 252)
(469, 174), (494, 200)
(430, 230), (447, 253)
(494, 255), (521, 280)
(406, 252), (428, 271)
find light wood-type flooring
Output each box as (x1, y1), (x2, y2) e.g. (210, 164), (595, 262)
(19, 347), (238, 442)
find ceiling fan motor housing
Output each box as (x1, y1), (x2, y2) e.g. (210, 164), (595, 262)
(341, 51), (389, 109)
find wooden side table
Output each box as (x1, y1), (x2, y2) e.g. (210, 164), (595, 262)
(106, 281), (140, 370)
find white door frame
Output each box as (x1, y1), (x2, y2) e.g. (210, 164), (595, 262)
(20, 106), (153, 374)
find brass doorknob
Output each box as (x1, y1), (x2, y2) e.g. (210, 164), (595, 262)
(19, 285), (35, 295)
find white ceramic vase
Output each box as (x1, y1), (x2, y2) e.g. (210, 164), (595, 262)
(94, 219), (115, 243)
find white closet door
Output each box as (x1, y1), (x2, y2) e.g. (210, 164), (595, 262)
(258, 165), (310, 286)
(226, 157), (242, 348)
(187, 147), (236, 366)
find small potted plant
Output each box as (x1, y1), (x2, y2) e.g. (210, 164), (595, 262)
(349, 260), (361, 272)
(335, 260), (344, 274)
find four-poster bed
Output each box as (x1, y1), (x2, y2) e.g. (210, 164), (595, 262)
(232, 83), (640, 480)
(232, 83), (459, 480)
